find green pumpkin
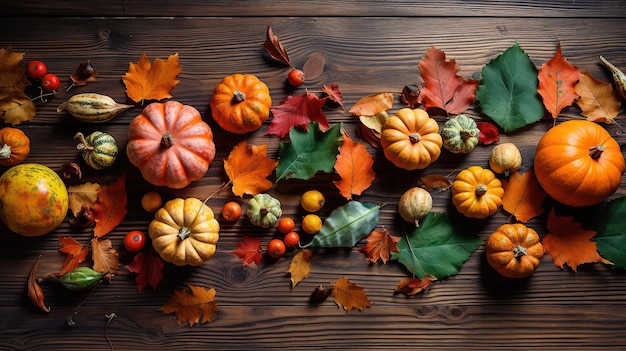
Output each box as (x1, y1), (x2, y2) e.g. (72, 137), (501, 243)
(246, 193), (282, 228)
(75, 131), (118, 169)
(441, 114), (480, 154)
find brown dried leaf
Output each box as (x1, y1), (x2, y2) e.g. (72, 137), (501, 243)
(161, 285), (219, 326)
(395, 275), (436, 296)
(287, 249), (312, 288)
(68, 182), (101, 216)
(348, 92), (394, 116)
(264, 25), (291, 67)
(418, 174), (452, 191)
(358, 228), (400, 264)
(91, 237), (120, 275)
(331, 277), (372, 311)
(28, 256), (50, 313)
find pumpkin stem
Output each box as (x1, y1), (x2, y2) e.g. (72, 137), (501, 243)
(161, 132), (175, 148)
(475, 184), (488, 196)
(74, 132), (93, 151)
(408, 132), (421, 144)
(460, 129), (477, 140)
(260, 207), (269, 217)
(232, 89), (246, 103)
(589, 144), (605, 159)
(178, 226), (192, 241)
(0, 144), (11, 159)
(513, 245), (528, 258)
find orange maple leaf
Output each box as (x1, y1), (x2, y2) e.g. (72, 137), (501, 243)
(331, 277), (372, 312)
(575, 71), (622, 124)
(333, 132), (375, 200)
(395, 275), (436, 296)
(224, 141), (278, 197)
(287, 249), (312, 288)
(58, 236), (89, 275)
(348, 92), (394, 116)
(543, 209), (602, 272)
(160, 285), (219, 326)
(93, 173), (127, 238)
(502, 170), (547, 223)
(233, 235), (263, 267)
(418, 46), (478, 115)
(91, 238), (120, 275)
(418, 174), (452, 192)
(122, 52), (181, 104)
(537, 41), (580, 119)
(358, 228), (400, 264)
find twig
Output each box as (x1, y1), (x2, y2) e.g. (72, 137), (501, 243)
(104, 312), (117, 349)
(66, 280), (102, 326)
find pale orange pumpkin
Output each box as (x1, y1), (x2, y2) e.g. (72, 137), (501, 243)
(534, 120), (625, 206)
(126, 101), (216, 189)
(0, 127), (30, 167)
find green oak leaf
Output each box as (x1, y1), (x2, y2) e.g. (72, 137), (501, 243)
(275, 122), (342, 182)
(392, 212), (482, 279)
(591, 196), (626, 268)
(302, 201), (380, 248)
(475, 41), (544, 133)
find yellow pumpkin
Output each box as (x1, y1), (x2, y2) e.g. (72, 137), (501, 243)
(486, 223), (544, 278)
(0, 163), (68, 236)
(451, 166), (503, 218)
(381, 108), (442, 170)
(149, 198), (219, 266)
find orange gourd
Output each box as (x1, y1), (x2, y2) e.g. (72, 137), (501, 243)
(0, 127), (30, 167)
(210, 73), (272, 134)
(126, 101), (216, 189)
(534, 120), (625, 207)
(486, 223), (544, 278)
(451, 166), (503, 218)
(381, 108), (442, 170)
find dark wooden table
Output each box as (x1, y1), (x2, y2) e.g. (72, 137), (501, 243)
(2, 1), (626, 350)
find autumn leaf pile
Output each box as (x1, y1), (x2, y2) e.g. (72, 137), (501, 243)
(3, 24), (626, 328)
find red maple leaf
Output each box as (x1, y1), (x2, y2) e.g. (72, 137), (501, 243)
(322, 83), (344, 108)
(126, 250), (165, 293)
(267, 92), (329, 138)
(233, 235), (263, 267)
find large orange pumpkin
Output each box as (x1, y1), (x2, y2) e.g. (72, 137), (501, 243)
(534, 120), (625, 207)
(126, 101), (216, 189)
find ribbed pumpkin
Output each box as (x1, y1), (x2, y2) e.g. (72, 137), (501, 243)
(486, 223), (544, 278)
(149, 198), (220, 266)
(451, 166), (504, 218)
(210, 73), (272, 134)
(0, 127), (30, 167)
(74, 131), (118, 170)
(381, 108), (442, 170)
(126, 101), (216, 189)
(247, 193), (282, 228)
(489, 142), (522, 176)
(534, 120), (625, 207)
(441, 114), (480, 154)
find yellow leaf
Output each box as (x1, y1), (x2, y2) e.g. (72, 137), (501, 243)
(0, 47), (29, 96)
(358, 111), (388, 134)
(348, 92), (394, 116)
(224, 141), (278, 197)
(160, 285), (219, 326)
(575, 71), (621, 124)
(287, 249), (312, 288)
(501, 170), (547, 222)
(68, 182), (101, 216)
(0, 91), (36, 125)
(122, 52), (181, 103)
(331, 277), (372, 312)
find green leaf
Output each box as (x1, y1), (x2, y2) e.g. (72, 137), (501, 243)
(475, 41), (544, 133)
(591, 196), (626, 268)
(392, 212), (482, 279)
(275, 122), (342, 183)
(303, 201), (380, 248)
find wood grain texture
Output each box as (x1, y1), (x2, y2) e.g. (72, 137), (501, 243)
(1, 5), (626, 351)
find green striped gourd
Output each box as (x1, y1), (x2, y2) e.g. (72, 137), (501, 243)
(57, 93), (133, 123)
(441, 114), (480, 154)
(75, 131), (118, 169)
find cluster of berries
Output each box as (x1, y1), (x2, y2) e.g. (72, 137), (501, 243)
(26, 60), (60, 92)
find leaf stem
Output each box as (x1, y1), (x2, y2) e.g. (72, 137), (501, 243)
(403, 228), (427, 278)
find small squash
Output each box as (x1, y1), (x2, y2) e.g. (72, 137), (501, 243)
(534, 120), (625, 207)
(397, 187), (432, 227)
(451, 166), (503, 218)
(489, 142), (522, 176)
(75, 131), (118, 170)
(210, 73), (272, 134)
(441, 114), (480, 154)
(149, 197), (220, 266)
(247, 193), (282, 228)
(486, 223), (544, 278)
(126, 101), (216, 189)
(0, 127), (30, 166)
(381, 108), (442, 170)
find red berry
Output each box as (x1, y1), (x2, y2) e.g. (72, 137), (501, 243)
(267, 239), (286, 258)
(124, 231), (147, 253)
(287, 69), (305, 86)
(277, 217), (295, 234)
(40, 73), (60, 91)
(283, 231), (300, 248)
(26, 60), (47, 79)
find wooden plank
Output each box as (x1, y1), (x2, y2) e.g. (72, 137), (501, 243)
(2, 0), (626, 18)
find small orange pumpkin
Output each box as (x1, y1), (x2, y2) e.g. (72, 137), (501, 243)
(451, 166), (504, 218)
(486, 223), (544, 278)
(210, 73), (272, 134)
(0, 127), (30, 167)
(380, 108), (442, 170)
(126, 101), (216, 189)
(534, 120), (625, 207)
